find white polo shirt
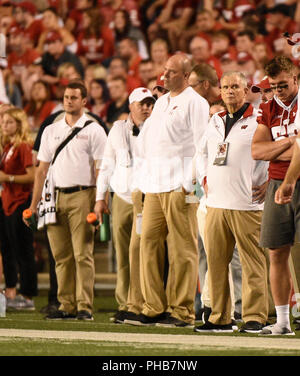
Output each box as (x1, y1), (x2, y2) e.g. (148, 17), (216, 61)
(197, 105), (269, 211)
(96, 116), (143, 204)
(136, 86), (210, 193)
(38, 113), (107, 187)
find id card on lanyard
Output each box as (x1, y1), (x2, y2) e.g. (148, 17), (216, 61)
(213, 141), (229, 165)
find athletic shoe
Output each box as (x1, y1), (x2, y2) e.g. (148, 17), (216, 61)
(202, 306), (212, 323)
(109, 310), (128, 324)
(239, 321), (264, 333)
(40, 302), (60, 314)
(260, 323), (295, 336)
(77, 310), (94, 321)
(155, 315), (194, 328)
(6, 295), (35, 311)
(45, 310), (77, 320)
(194, 321), (233, 333)
(125, 312), (167, 326)
(123, 311), (142, 325)
(231, 319), (238, 331)
(234, 311), (242, 322)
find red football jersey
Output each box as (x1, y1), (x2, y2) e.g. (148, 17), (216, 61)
(257, 97), (299, 180)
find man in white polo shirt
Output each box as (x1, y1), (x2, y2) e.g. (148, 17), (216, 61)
(27, 81), (107, 321)
(194, 71), (269, 333)
(94, 87), (156, 323)
(128, 53), (210, 327)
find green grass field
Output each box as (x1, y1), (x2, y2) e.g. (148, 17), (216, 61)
(0, 295), (300, 357)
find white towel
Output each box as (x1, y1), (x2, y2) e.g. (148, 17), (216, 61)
(37, 166), (56, 230)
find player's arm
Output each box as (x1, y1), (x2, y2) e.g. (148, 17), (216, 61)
(252, 123), (295, 161)
(274, 137), (300, 204)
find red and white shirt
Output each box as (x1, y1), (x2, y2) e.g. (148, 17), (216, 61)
(197, 105), (269, 210)
(257, 95), (299, 180)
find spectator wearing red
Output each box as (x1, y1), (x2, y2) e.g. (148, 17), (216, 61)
(179, 9), (224, 52)
(65, 0), (94, 37)
(138, 59), (154, 87)
(24, 80), (57, 132)
(118, 37), (143, 82)
(235, 29), (256, 55)
(0, 107), (37, 310)
(189, 35), (223, 79)
(77, 7), (114, 67)
(37, 7), (75, 55)
(264, 4), (298, 54)
(147, 0), (197, 51)
(98, 0), (141, 29)
(106, 75), (129, 127)
(211, 30), (237, 60)
(87, 78), (110, 121)
(212, 0), (255, 31)
(12, 1), (44, 47)
(236, 51), (256, 82)
(150, 38), (170, 77)
(107, 56), (141, 94)
(113, 9), (149, 59)
(5, 26), (41, 84)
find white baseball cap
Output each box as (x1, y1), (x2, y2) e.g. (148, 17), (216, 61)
(129, 87), (155, 104)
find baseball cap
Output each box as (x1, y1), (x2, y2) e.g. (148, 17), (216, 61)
(9, 25), (24, 37)
(251, 76), (271, 93)
(237, 52), (253, 64)
(16, 1), (36, 15)
(45, 31), (62, 44)
(153, 73), (165, 90)
(129, 87), (155, 104)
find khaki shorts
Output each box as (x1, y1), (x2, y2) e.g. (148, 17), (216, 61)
(260, 179), (300, 249)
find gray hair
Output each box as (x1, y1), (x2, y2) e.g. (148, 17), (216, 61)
(220, 71), (248, 88)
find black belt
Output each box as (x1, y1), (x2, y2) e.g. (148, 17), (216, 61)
(55, 185), (94, 194)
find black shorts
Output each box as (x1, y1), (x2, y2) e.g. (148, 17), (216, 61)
(260, 179), (300, 249)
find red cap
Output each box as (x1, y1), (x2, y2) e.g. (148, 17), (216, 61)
(16, 1), (36, 15)
(9, 25), (24, 36)
(251, 76), (271, 93)
(154, 73), (165, 89)
(237, 52), (253, 63)
(45, 31), (62, 43)
(220, 51), (236, 62)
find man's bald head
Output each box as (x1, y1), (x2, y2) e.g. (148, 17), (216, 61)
(164, 54), (192, 94)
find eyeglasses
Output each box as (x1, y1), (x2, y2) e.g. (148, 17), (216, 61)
(189, 80), (205, 89)
(269, 83), (289, 91)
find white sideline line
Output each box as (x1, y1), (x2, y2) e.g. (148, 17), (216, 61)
(1, 329), (300, 350)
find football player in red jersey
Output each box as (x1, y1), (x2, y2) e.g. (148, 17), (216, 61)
(252, 56), (298, 336)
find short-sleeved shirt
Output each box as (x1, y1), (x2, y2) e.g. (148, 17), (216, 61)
(0, 142), (33, 216)
(37, 113), (107, 187)
(256, 96), (299, 180)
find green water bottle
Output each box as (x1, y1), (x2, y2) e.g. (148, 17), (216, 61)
(100, 213), (111, 242)
(23, 209), (37, 231)
(87, 212), (111, 242)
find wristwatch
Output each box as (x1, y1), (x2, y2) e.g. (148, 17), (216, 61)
(9, 175), (15, 182)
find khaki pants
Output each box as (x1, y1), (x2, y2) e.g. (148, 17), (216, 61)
(197, 206), (239, 318)
(127, 191), (168, 314)
(140, 191), (199, 323)
(126, 191), (145, 314)
(204, 207), (269, 325)
(47, 188), (96, 314)
(112, 194), (133, 311)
